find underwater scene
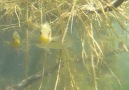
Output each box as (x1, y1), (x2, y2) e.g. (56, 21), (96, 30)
(0, 0), (129, 90)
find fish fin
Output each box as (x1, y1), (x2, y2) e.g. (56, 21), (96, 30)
(3, 41), (11, 45)
(44, 48), (51, 54)
(35, 43), (52, 53)
(51, 36), (62, 42)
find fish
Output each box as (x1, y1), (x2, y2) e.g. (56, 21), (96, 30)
(35, 23), (72, 51)
(11, 31), (21, 48)
(38, 23), (52, 44)
(4, 31), (21, 48)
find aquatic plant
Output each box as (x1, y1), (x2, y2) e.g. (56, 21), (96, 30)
(0, 0), (129, 90)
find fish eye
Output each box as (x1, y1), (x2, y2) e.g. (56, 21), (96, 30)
(48, 31), (51, 36)
(39, 31), (42, 35)
(12, 37), (15, 41)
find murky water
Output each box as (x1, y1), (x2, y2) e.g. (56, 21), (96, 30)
(0, 0), (129, 90)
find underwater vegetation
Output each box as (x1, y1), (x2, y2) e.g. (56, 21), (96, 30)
(0, 0), (129, 90)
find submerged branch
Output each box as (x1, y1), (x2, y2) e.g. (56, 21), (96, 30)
(6, 45), (128, 90)
(81, 0), (126, 13)
(91, 53), (98, 90)
(6, 45), (129, 90)
(6, 63), (59, 90)
(105, 46), (129, 57)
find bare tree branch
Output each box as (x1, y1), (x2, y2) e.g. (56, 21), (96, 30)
(4, 63), (59, 90)
(81, 0), (126, 13)
(7, 46), (128, 90)
(3, 1), (128, 89)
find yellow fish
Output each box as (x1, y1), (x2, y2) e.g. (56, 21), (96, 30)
(35, 23), (63, 50)
(4, 31), (20, 48)
(38, 23), (52, 44)
(35, 23), (72, 50)
(11, 31), (20, 48)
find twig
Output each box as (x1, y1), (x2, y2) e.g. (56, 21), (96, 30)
(91, 53), (98, 90)
(11, 63), (59, 90)
(5, 46), (128, 90)
(81, 0), (126, 13)
(54, 59), (61, 90)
